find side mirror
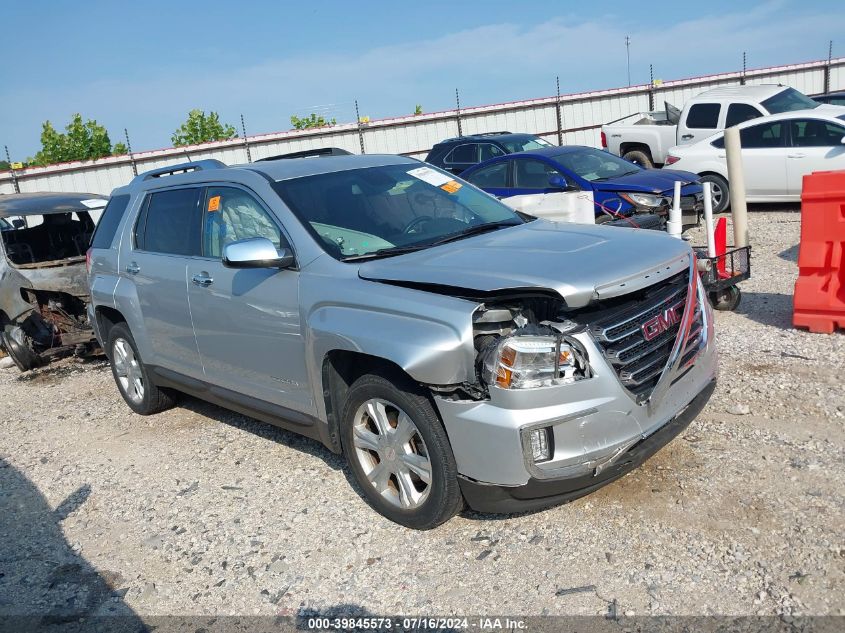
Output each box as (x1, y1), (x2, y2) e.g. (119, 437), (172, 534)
(548, 175), (575, 190)
(223, 237), (295, 269)
(11, 219), (25, 229)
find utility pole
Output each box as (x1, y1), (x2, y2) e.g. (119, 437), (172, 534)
(5, 145), (20, 193)
(625, 35), (631, 86)
(124, 129), (137, 176)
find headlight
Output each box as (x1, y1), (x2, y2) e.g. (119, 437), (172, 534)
(620, 192), (668, 208)
(482, 335), (580, 389)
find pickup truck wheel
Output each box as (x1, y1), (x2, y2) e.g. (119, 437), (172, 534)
(699, 174), (730, 213)
(622, 149), (654, 169)
(341, 373), (463, 529)
(107, 323), (174, 415)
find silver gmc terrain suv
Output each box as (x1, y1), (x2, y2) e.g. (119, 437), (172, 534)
(87, 155), (717, 529)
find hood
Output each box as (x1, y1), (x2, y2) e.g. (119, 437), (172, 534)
(591, 168), (700, 194)
(358, 220), (691, 308)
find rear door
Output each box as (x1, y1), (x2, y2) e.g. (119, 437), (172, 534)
(185, 185), (310, 413)
(124, 187), (204, 377)
(737, 120), (789, 197)
(442, 143), (478, 174)
(785, 118), (845, 195)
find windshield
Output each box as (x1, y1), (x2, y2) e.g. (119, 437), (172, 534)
(762, 87), (820, 114)
(553, 147), (641, 182)
(501, 135), (554, 153)
(273, 163), (524, 260)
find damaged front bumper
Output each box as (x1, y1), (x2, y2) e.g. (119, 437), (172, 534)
(433, 308), (717, 514)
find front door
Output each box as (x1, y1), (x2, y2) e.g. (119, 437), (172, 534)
(185, 185), (311, 414)
(505, 158), (594, 223)
(785, 118), (845, 195)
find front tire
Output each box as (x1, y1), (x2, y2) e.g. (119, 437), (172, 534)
(699, 173), (730, 214)
(340, 372), (463, 529)
(106, 323), (174, 415)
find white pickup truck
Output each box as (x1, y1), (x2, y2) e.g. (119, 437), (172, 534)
(601, 85), (822, 168)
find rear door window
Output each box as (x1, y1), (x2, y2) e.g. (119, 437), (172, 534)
(740, 122), (785, 148)
(726, 103), (763, 128)
(445, 144), (477, 164)
(136, 188), (202, 256)
(686, 103), (721, 129)
(91, 194), (130, 249)
(478, 143), (506, 161)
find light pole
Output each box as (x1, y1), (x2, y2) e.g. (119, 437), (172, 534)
(625, 35), (631, 86)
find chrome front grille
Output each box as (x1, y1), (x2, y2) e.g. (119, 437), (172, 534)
(579, 271), (690, 401)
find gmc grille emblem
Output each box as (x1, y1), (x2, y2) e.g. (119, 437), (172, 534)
(641, 301), (685, 341)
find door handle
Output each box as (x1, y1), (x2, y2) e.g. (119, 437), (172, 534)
(681, 134), (695, 140)
(717, 154), (726, 159)
(787, 153), (806, 159)
(125, 262), (140, 275)
(191, 272), (213, 287)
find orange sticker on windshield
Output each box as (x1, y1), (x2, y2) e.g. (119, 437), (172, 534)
(441, 180), (462, 194)
(208, 196), (221, 212)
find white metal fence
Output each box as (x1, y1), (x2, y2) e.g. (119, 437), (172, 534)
(2, 56), (843, 196)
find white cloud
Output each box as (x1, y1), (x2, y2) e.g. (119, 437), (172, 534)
(1, 1), (842, 155)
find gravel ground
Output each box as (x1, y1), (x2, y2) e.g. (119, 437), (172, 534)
(1, 207), (843, 621)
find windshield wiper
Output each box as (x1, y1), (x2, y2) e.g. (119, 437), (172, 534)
(428, 220), (522, 246)
(341, 221), (522, 262)
(342, 244), (431, 262)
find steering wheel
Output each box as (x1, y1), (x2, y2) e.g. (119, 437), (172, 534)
(403, 215), (435, 234)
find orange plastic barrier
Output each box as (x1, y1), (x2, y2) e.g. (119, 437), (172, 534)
(793, 170), (845, 333)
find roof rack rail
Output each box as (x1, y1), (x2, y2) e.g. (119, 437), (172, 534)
(133, 159), (227, 184)
(256, 147), (352, 162)
(475, 131), (512, 136)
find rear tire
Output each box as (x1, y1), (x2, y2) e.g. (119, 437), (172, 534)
(106, 323), (174, 415)
(340, 372), (463, 529)
(622, 149), (654, 169)
(699, 173), (730, 214)
(1, 325), (43, 372)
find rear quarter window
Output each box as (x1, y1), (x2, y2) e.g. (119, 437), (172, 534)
(90, 194), (130, 249)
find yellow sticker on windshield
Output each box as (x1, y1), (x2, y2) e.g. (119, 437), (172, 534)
(208, 195), (221, 212)
(441, 180), (462, 194)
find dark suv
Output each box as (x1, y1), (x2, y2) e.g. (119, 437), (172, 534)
(425, 132), (554, 175)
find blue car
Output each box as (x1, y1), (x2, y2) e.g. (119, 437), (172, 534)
(461, 146), (703, 225)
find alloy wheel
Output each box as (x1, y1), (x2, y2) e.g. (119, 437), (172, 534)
(351, 398), (432, 510)
(112, 338), (144, 404)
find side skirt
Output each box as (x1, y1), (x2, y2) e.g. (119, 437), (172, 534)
(149, 366), (335, 449)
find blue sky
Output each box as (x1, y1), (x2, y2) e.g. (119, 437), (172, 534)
(2, 0), (843, 158)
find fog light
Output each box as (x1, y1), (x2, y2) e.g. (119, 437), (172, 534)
(528, 428), (551, 463)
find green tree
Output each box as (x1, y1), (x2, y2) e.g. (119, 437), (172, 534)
(171, 109), (237, 146)
(0, 161), (9, 171)
(414, 104), (423, 115)
(112, 142), (129, 156)
(28, 114), (118, 166)
(290, 113), (336, 130)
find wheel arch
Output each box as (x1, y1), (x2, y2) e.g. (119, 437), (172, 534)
(94, 305), (127, 353)
(320, 350), (424, 455)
